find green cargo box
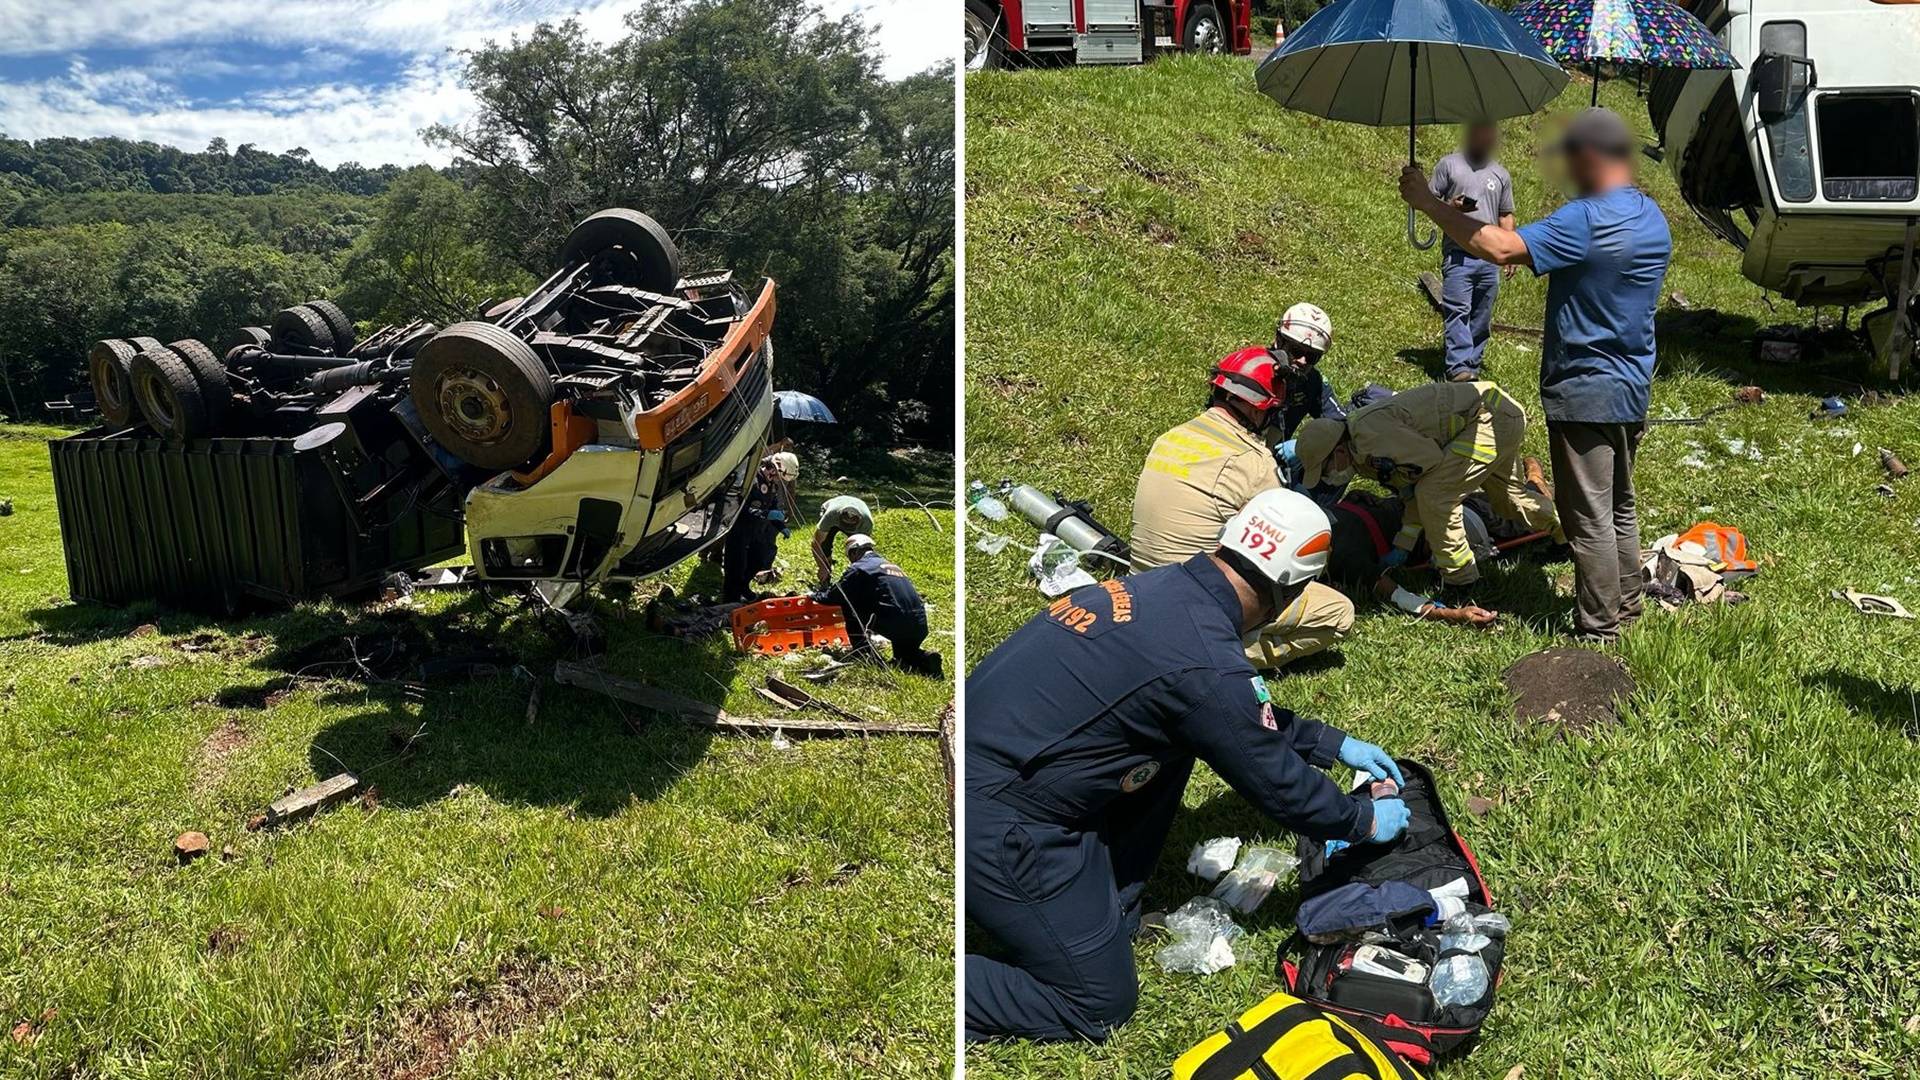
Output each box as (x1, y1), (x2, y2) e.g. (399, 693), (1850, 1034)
(47, 424), (466, 611)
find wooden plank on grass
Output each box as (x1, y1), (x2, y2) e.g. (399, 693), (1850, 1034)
(254, 772), (359, 829)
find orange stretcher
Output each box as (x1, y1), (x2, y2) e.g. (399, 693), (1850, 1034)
(730, 596), (851, 656)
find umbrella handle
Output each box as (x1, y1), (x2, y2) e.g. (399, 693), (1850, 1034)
(1408, 206), (1437, 250)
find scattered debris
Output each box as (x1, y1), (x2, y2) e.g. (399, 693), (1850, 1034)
(310, 955), (589, 1080)
(1882, 448), (1909, 479)
(1466, 796), (1495, 819)
(1733, 385), (1765, 405)
(206, 924), (247, 955)
(1504, 648), (1636, 736)
(132, 623), (158, 637)
(221, 843), (238, 862)
(0, 499), (12, 517)
(1879, 484), (1898, 498)
(1832, 589), (1915, 620)
(9, 1008), (55, 1046)
(1667, 289), (1693, 310)
(248, 772), (361, 830)
(553, 661), (937, 737)
(174, 831), (211, 864)
(1811, 395), (1848, 420)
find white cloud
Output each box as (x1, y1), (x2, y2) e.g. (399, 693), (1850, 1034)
(0, 1), (951, 167)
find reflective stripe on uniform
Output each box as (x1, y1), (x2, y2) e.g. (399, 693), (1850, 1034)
(1434, 543), (1475, 569)
(1447, 435), (1498, 463)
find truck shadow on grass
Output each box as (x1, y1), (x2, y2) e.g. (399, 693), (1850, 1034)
(1804, 668), (1920, 741)
(213, 590), (740, 817)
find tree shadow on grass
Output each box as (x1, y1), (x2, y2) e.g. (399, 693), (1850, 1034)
(1804, 669), (1920, 739)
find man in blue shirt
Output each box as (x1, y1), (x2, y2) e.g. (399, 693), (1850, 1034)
(1399, 108), (1671, 641)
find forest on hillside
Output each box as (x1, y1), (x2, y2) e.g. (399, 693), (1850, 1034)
(0, 0), (954, 449)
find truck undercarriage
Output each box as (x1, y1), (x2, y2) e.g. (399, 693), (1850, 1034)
(51, 208), (777, 611)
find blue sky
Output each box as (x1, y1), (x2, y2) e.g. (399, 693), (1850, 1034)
(0, 1), (946, 167)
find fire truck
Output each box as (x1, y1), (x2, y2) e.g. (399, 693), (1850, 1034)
(965, 0), (1255, 69)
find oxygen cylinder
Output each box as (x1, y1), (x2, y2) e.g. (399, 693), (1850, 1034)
(1006, 485), (1130, 563)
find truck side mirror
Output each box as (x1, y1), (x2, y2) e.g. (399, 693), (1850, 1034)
(1754, 52), (1815, 121)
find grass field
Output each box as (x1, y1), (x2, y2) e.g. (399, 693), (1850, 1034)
(0, 425), (954, 1078)
(964, 58), (1920, 1077)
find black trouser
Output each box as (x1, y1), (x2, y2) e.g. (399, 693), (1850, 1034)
(847, 607), (942, 677)
(721, 517), (777, 603)
(965, 759), (1193, 1042)
(1548, 420), (1646, 638)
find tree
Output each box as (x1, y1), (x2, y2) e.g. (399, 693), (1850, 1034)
(428, 0), (954, 447)
(338, 167), (532, 326)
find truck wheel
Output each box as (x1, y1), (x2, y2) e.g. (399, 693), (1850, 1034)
(88, 339), (139, 427)
(965, 1), (1005, 69)
(166, 339), (232, 429)
(222, 326), (271, 360)
(131, 346), (208, 442)
(272, 304), (335, 354)
(410, 322), (555, 470)
(558, 208), (682, 293)
(1183, 3), (1225, 53)
(304, 299), (358, 353)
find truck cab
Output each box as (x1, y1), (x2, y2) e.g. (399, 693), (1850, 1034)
(1649, 0), (1920, 371)
(966, 0), (1254, 69)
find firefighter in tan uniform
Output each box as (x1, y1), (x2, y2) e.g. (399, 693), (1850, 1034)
(1293, 380), (1561, 586)
(1130, 338), (1355, 671)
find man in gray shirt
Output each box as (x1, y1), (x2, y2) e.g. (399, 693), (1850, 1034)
(1428, 124), (1515, 382)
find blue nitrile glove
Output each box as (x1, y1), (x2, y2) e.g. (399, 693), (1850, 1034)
(1380, 548), (1409, 569)
(1339, 736), (1406, 787)
(1276, 439), (1300, 471)
(1369, 798), (1410, 843)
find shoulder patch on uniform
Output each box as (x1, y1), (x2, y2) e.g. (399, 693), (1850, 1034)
(1252, 677), (1277, 730)
(1120, 761), (1161, 793)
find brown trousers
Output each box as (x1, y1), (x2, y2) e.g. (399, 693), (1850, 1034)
(1547, 420), (1646, 638)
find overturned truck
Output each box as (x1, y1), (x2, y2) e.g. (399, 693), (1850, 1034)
(51, 208), (776, 611)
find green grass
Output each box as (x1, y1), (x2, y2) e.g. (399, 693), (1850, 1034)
(0, 425), (954, 1078)
(964, 58), (1920, 1077)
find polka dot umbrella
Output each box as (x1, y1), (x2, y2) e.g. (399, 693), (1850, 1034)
(1511, 0), (1738, 106)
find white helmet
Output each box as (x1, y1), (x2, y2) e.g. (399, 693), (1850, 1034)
(843, 533), (876, 560)
(767, 451), (799, 482)
(1277, 302), (1333, 359)
(1218, 489), (1332, 594)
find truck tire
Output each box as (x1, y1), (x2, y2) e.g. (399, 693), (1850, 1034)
(88, 339), (139, 427)
(131, 346), (208, 442)
(271, 304), (335, 354)
(410, 322), (555, 470)
(166, 339), (231, 430)
(558, 208), (682, 293)
(965, 1), (1006, 69)
(1183, 3), (1225, 53)
(304, 299), (358, 353)
(222, 326), (271, 360)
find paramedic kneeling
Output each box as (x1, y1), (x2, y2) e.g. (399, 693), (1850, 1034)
(965, 490), (1409, 1043)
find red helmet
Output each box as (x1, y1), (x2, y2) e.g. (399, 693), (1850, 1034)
(1211, 346), (1284, 411)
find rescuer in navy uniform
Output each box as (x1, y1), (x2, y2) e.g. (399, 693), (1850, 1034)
(965, 489), (1411, 1043)
(817, 533), (942, 678)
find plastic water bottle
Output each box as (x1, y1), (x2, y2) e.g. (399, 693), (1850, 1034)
(1428, 954), (1489, 1008)
(967, 480), (1008, 522)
